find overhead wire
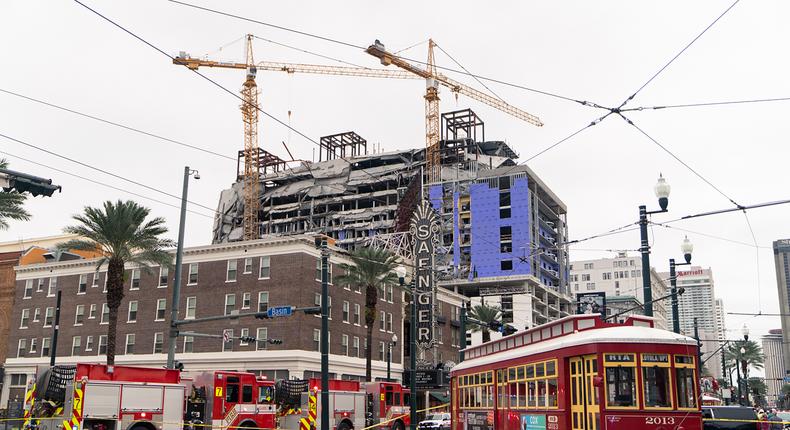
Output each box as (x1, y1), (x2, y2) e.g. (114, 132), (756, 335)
(0, 131), (218, 213)
(165, 0), (598, 107)
(433, 42), (505, 103)
(648, 221), (771, 249)
(71, 0), (400, 205)
(0, 149), (215, 219)
(742, 211), (762, 311)
(253, 35), (368, 68)
(623, 96), (790, 112)
(0, 88), (235, 162)
(616, 0), (741, 109)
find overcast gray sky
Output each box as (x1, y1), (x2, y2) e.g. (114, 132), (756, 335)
(1, 1), (788, 346)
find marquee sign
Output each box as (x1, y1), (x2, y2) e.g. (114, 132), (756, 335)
(411, 200), (440, 349)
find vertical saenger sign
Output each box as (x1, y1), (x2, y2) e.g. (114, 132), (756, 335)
(411, 200), (440, 349)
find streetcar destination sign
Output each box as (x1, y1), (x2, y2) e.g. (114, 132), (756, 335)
(411, 200), (439, 349)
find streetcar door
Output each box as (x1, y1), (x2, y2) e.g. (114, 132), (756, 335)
(569, 355), (599, 430)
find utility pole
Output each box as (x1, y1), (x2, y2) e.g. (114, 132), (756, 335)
(319, 238), (329, 430)
(410, 282), (417, 430)
(694, 317), (702, 397)
(638, 175), (671, 317)
(721, 345), (728, 404)
(459, 302), (467, 363)
(167, 166), (199, 369)
(49, 290), (62, 366)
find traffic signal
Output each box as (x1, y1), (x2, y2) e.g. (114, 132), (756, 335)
(268, 339), (283, 345)
(0, 168), (61, 197)
(501, 324), (518, 336)
(240, 336), (257, 343)
(302, 306), (321, 315)
(254, 312), (269, 319)
(487, 320), (503, 332)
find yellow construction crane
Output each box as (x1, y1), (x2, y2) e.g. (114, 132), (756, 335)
(366, 39), (543, 183)
(174, 35), (541, 237)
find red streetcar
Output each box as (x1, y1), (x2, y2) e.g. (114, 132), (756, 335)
(450, 314), (701, 430)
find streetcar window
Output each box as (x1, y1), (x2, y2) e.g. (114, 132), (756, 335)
(605, 367), (636, 407)
(642, 353), (672, 408)
(519, 366), (527, 380)
(546, 361), (556, 377)
(527, 381), (537, 407)
(242, 385), (253, 403)
(675, 355), (698, 409)
(508, 367), (516, 381)
(535, 363), (545, 378)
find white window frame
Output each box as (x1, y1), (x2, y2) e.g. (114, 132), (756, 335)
(24, 280), (33, 299)
(98, 335), (107, 355)
(379, 311), (386, 332)
(226, 260), (238, 283)
(153, 332), (164, 354)
(17, 339), (26, 357)
(32, 308), (40, 322)
(258, 292), (269, 312)
(130, 269), (141, 290)
(44, 307), (54, 327)
(91, 273), (99, 288)
(127, 301), (138, 323)
(239, 328), (250, 346)
(41, 337), (51, 357)
(47, 278), (56, 297)
(224, 294), (236, 316)
(20, 309), (30, 329)
(256, 327), (268, 351)
(187, 263), (199, 285)
(386, 312), (393, 332)
(353, 304), (361, 326)
(242, 292), (251, 310)
(222, 329), (233, 352)
(100, 303), (109, 325)
(259, 256), (271, 279)
(88, 304), (97, 319)
(155, 299), (167, 321)
(36, 278), (44, 292)
(353, 336), (360, 357)
(74, 305), (85, 326)
(183, 336), (194, 353)
(125, 334), (135, 355)
(85, 336), (94, 352)
(243, 257), (253, 274)
(342, 301), (350, 323)
(78, 274), (87, 294)
(71, 336), (81, 356)
(185, 296), (197, 319)
(386, 285), (393, 303)
(159, 266), (169, 288)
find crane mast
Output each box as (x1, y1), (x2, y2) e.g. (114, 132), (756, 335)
(240, 35), (260, 241)
(424, 40), (441, 184)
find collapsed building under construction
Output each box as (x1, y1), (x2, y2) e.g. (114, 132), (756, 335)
(214, 109), (573, 329)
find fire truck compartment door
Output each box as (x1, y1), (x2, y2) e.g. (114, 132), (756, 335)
(163, 387), (185, 430)
(83, 384), (121, 418)
(121, 385), (163, 411)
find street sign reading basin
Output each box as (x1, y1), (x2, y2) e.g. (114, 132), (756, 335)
(267, 306), (293, 318)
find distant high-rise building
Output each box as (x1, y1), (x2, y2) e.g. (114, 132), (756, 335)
(715, 299), (726, 342)
(762, 329), (785, 407)
(774, 239), (790, 372)
(570, 253), (668, 329)
(658, 266), (718, 337)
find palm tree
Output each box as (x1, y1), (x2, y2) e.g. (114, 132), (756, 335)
(725, 340), (765, 373)
(0, 159), (31, 229)
(59, 200), (174, 365)
(468, 303), (502, 343)
(335, 247), (399, 381)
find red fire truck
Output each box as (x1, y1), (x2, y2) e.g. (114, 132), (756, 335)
(23, 364), (277, 430)
(277, 378), (411, 430)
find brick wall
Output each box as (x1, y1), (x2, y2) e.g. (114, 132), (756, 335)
(0, 252), (22, 365)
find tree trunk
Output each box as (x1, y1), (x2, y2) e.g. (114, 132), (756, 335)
(105, 257), (125, 365)
(365, 283), (378, 382)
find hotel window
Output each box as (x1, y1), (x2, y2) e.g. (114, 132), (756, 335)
(30, 338), (38, 354)
(244, 257), (253, 274)
(153, 333), (164, 353)
(183, 336), (194, 353)
(379, 342), (385, 361)
(259, 256), (271, 279)
(353, 337), (360, 357)
(78, 274), (87, 294)
(386, 313), (393, 332)
(125, 334), (135, 355)
(500, 260), (513, 271)
(20, 309), (29, 328)
(258, 292), (269, 312)
(242, 292), (251, 309)
(313, 329), (320, 351)
(85, 336), (93, 352)
(89, 304), (97, 319)
(342, 301), (350, 323)
(225, 294), (236, 316)
(17, 339), (26, 357)
(222, 329), (234, 352)
(37, 278), (45, 292)
(185, 297), (197, 319)
(156, 299), (167, 321)
(127, 301), (138, 322)
(353, 304), (361, 325)
(32, 308), (40, 322)
(48, 278), (56, 297)
(42, 338), (51, 357)
(101, 304), (109, 324)
(44, 307), (54, 327)
(315, 259), (332, 283)
(159, 266), (169, 287)
(227, 260), (238, 282)
(24, 280), (33, 298)
(256, 328), (268, 351)
(188, 263), (199, 284)
(71, 336), (81, 356)
(98, 335), (107, 355)
(341, 334), (349, 356)
(239, 328), (250, 346)
(380, 311), (386, 331)
(74, 305), (85, 325)
(130, 269), (140, 290)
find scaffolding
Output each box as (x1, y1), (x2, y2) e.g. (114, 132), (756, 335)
(319, 131), (368, 161)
